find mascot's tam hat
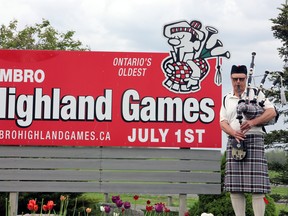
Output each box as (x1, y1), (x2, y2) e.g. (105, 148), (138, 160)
(163, 20), (204, 41)
(231, 65), (247, 75)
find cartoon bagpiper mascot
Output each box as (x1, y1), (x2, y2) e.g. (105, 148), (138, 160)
(162, 20), (230, 93)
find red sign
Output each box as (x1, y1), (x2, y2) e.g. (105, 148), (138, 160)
(0, 49), (222, 148)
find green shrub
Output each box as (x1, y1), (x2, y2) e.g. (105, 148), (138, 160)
(266, 151), (286, 172)
(188, 193), (233, 216)
(269, 193), (282, 202)
(188, 193), (276, 216)
(279, 209), (288, 216)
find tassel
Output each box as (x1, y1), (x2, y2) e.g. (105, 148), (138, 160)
(214, 66), (222, 85)
(214, 58), (222, 86)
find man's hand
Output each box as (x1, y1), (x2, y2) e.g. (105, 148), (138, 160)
(232, 130), (246, 143)
(165, 63), (175, 75)
(240, 120), (255, 134)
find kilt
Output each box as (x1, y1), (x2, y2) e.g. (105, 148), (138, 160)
(224, 134), (271, 193)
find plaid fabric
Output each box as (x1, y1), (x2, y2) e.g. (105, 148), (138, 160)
(168, 59), (208, 84)
(237, 102), (264, 120)
(170, 61), (192, 84)
(192, 58), (208, 79)
(224, 134), (271, 193)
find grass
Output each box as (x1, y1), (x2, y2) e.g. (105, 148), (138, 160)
(80, 193), (198, 209)
(268, 170), (288, 214)
(271, 185), (288, 196)
(271, 185), (288, 215)
(276, 203), (288, 215)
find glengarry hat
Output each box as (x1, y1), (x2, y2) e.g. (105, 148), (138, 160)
(231, 65), (247, 75)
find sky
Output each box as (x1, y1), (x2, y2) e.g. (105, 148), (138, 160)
(0, 0), (287, 150)
(0, 0), (286, 90)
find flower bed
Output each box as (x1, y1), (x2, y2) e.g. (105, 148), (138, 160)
(13, 194), (189, 216)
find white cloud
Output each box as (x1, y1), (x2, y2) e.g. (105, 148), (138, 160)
(0, 0), (285, 88)
(0, 0), (284, 78)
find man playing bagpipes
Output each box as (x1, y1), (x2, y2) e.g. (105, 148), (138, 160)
(220, 61), (277, 216)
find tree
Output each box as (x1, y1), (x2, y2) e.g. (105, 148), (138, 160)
(0, 19), (90, 50)
(0, 18), (90, 215)
(269, 3), (288, 120)
(271, 3), (288, 59)
(279, 156), (288, 184)
(264, 129), (288, 146)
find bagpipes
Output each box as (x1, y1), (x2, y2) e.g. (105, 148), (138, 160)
(236, 52), (280, 126)
(232, 84), (248, 161)
(235, 52), (266, 123)
(232, 53), (257, 161)
(232, 52), (285, 161)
